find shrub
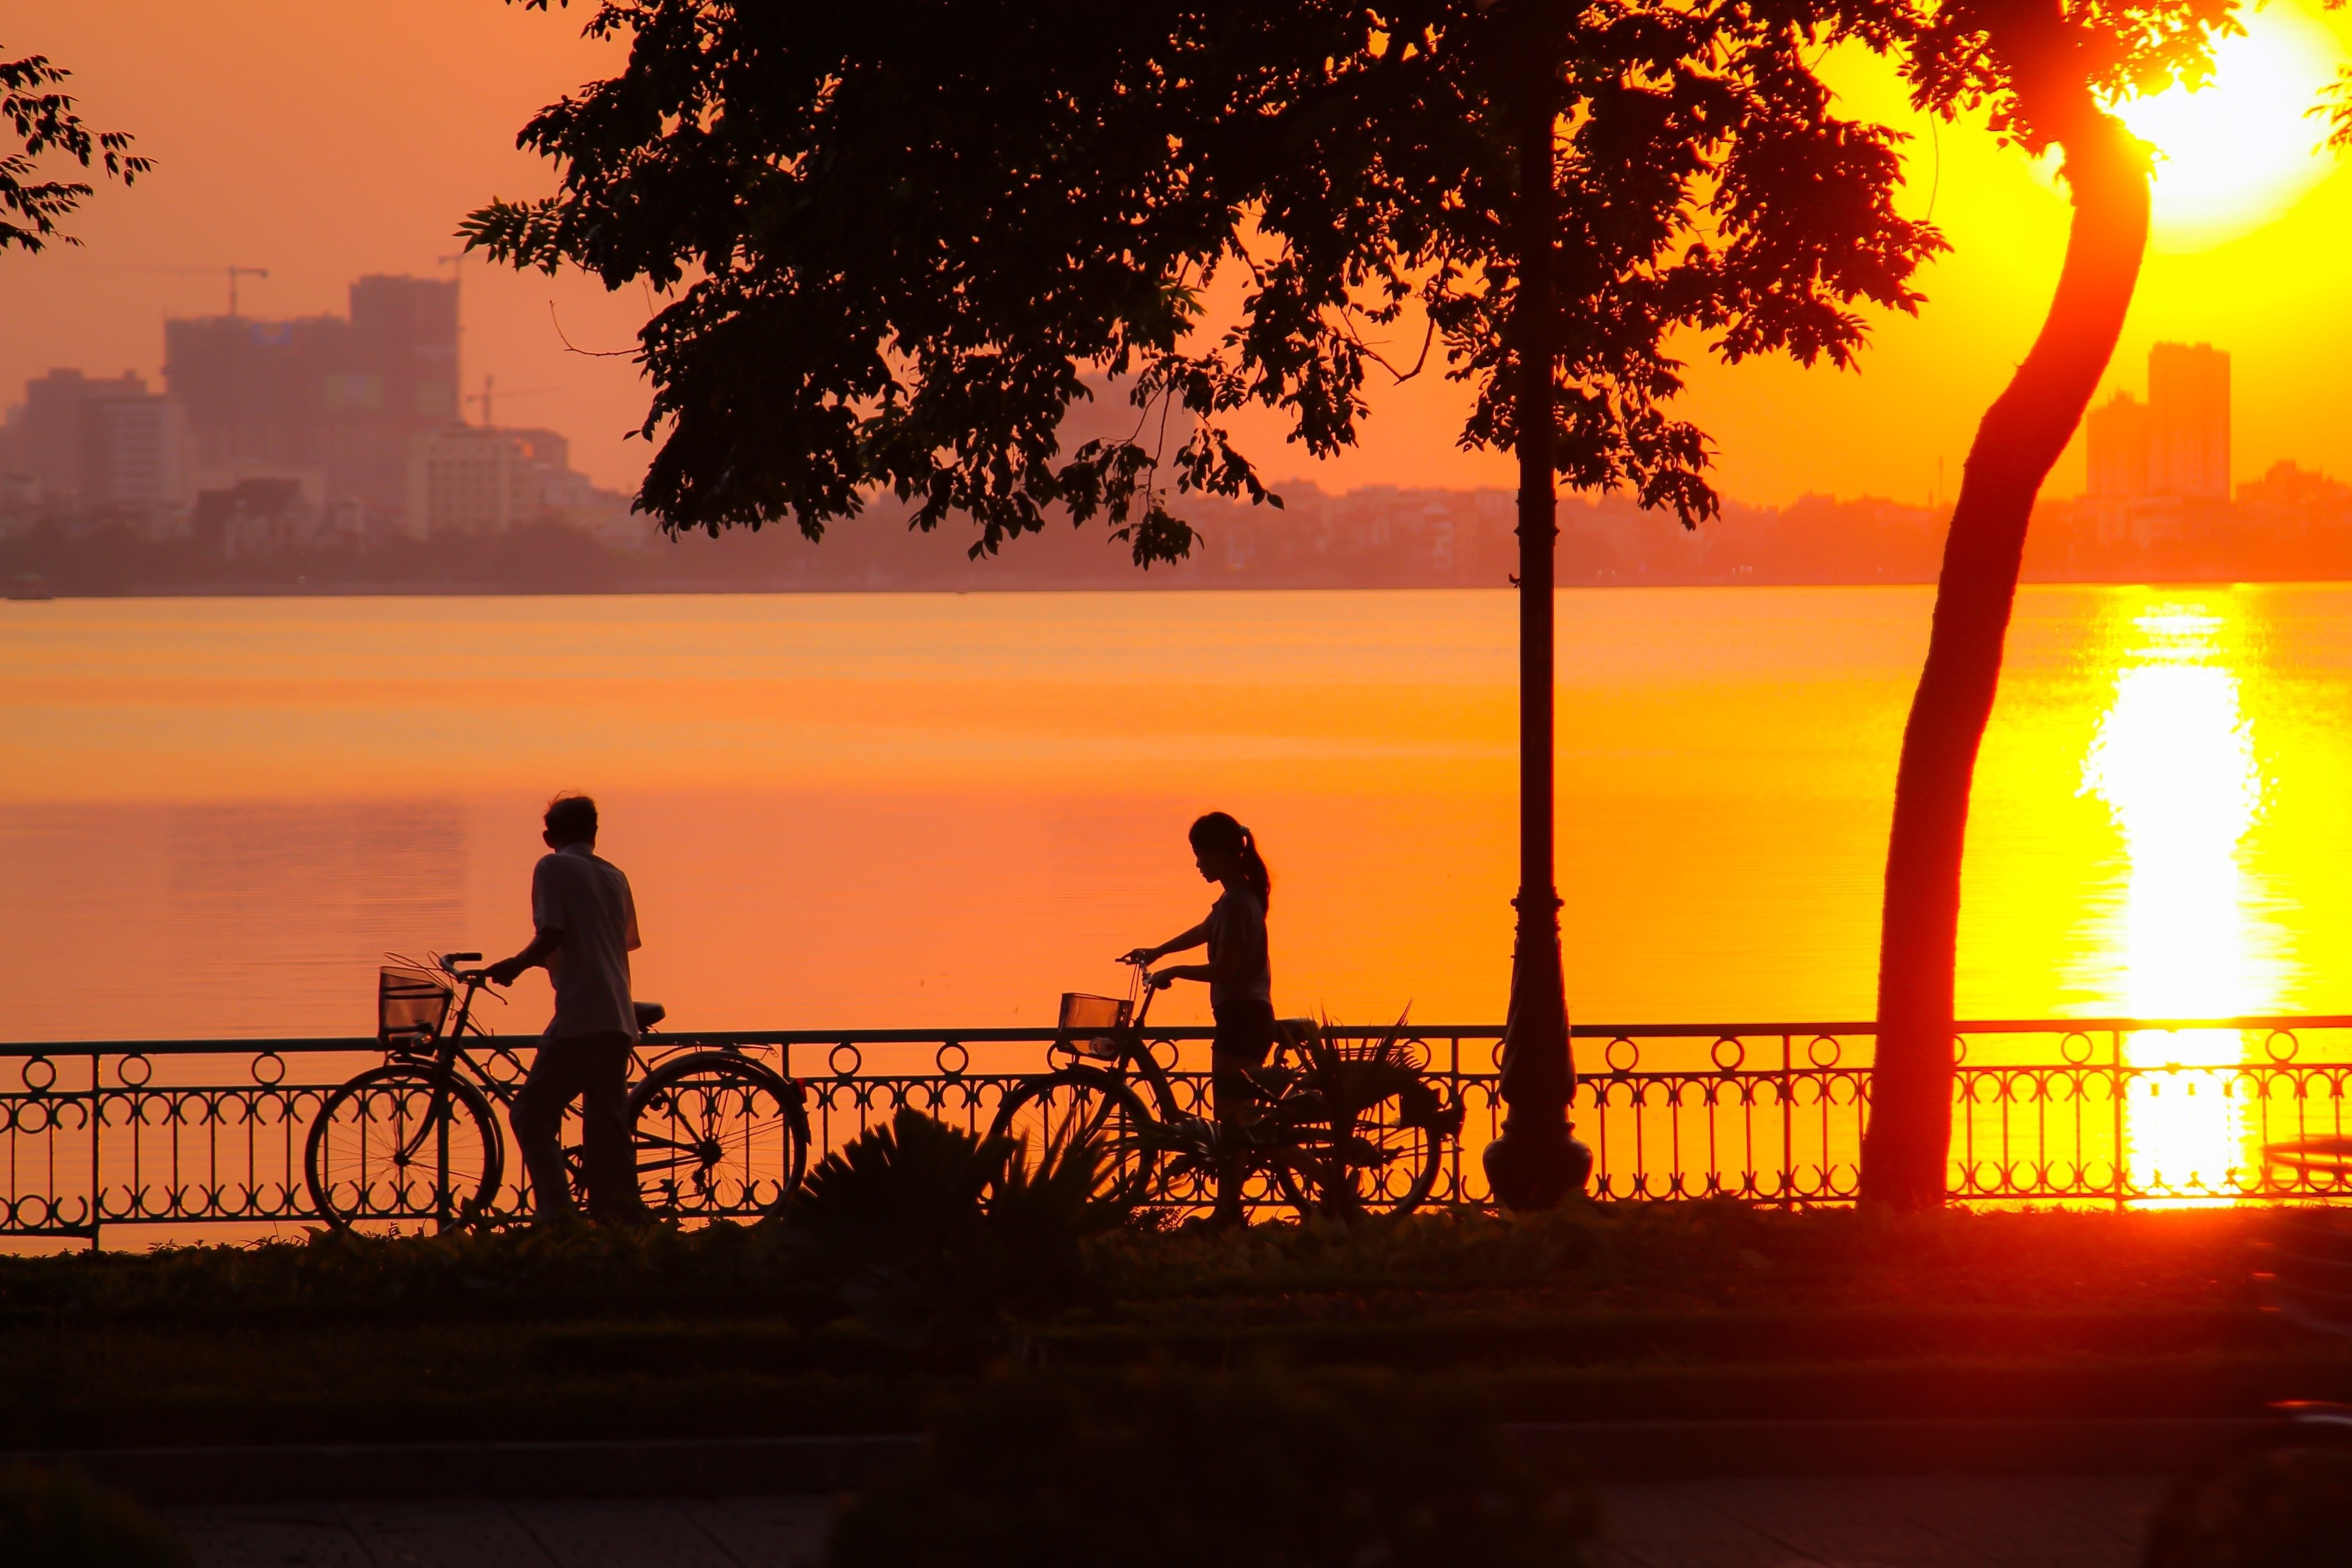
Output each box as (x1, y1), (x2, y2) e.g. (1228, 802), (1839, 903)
(0, 1466), (189, 1568)
(827, 1370), (1597, 1568)
(781, 1108), (1120, 1360)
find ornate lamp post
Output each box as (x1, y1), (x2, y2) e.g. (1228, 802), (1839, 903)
(1480, 27), (1593, 1211)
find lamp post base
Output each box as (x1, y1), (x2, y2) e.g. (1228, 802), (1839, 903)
(1483, 1113), (1593, 1211)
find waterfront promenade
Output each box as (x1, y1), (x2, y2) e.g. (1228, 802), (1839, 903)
(7, 1014), (2352, 1241)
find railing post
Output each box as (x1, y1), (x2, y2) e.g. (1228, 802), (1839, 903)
(1449, 1033), (1463, 1204)
(1780, 1033), (1793, 1210)
(88, 1050), (102, 1252)
(2111, 1028), (2127, 1212)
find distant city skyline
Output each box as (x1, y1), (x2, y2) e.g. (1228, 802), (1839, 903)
(8, 306), (2341, 559)
(0, 265), (637, 559)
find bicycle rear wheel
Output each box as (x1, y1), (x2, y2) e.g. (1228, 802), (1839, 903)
(628, 1053), (810, 1221)
(989, 1067), (1163, 1207)
(1271, 1064), (1448, 1219)
(304, 1064), (503, 1232)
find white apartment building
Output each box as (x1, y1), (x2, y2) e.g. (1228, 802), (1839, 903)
(404, 426), (538, 536)
(83, 394), (189, 517)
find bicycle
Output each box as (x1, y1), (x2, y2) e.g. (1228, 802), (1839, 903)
(303, 953), (811, 1231)
(988, 958), (1460, 1219)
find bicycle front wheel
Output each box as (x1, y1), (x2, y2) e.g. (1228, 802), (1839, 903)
(304, 1064), (503, 1232)
(989, 1067), (1163, 1207)
(629, 1053), (809, 1221)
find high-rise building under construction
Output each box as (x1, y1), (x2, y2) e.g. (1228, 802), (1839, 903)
(163, 274), (458, 511)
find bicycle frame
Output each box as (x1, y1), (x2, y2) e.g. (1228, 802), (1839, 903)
(410, 958), (765, 1111)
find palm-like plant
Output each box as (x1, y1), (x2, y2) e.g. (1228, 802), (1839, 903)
(780, 1108), (1124, 1361)
(1279, 1015), (1462, 1219)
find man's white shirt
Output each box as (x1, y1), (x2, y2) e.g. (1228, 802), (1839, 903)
(531, 843), (641, 1039)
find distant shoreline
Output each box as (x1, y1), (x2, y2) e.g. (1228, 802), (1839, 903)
(16, 481), (2352, 598)
(12, 572), (2352, 601)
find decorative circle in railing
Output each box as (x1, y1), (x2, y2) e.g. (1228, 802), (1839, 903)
(1952, 1036), (1969, 1065)
(117, 1054), (153, 1089)
(21, 1056), (56, 1094)
(830, 1042), (863, 1079)
(1711, 1037), (1745, 1073)
(2266, 1029), (2301, 1064)
(2061, 1032), (2095, 1066)
(250, 1051), (286, 1087)
(936, 1042), (969, 1078)
(1605, 1038), (1639, 1074)
(1490, 1039), (1506, 1073)
(1807, 1036), (1842, 1068)
(1150, 1037), (1181, 1073)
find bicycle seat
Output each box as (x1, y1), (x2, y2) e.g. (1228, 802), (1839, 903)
(635, 1001), (667, 1031)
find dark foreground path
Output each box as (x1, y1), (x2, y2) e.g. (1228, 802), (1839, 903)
(169, 1476), (2165, 1568)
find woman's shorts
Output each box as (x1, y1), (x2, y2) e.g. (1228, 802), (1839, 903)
(1210, 996), (1278, 1067)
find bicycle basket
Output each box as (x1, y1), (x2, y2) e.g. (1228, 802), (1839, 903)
(1058, 992), (1132, 1060)
(380, 967), (453, 1052)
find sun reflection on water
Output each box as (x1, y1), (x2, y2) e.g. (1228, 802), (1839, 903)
(2080, 600), (2277, 1198)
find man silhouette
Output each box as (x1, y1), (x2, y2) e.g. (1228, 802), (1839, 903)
(488, 793), (649, 1225)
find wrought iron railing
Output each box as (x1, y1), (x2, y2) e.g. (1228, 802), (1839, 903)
(5, 1016), (2351, 1245)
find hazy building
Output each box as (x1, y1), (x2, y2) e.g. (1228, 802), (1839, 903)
(2084, 342), (2231, 500)
(330, 275), (461, 508)
(6, 368), (149, 504)
(402, 422), (613, 537)
(165, 273), (459, 512)
(79, 393), (188, 516)
(192, 477), (310, 558)
(405, 426), (532, 536)
(2086, 390), (2150, 498)
(2149, 341), (2230, 500)
(164, 313), (346, 488)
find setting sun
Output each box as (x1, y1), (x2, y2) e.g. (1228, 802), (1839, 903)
(2114, 0), (2345, 247)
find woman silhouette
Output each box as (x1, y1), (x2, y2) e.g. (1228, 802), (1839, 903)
(1123, 811), (1274, 1226)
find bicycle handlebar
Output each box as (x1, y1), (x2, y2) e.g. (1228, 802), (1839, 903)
(1117, 953), (1166, 1029)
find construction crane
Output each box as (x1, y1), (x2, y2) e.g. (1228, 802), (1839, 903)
(225, 266), (268, 316)
(97, 264), (272, 315)
(461, 373), (560, 428)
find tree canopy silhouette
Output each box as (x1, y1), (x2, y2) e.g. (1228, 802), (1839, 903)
(465, 0), (1940, 560)
(1860, 0), (2234, 1209)
(1, 51), (148, 254)
(468, 0), (1958, 1209)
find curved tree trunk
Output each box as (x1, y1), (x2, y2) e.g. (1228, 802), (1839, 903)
(1859, 71), (2151, 1208)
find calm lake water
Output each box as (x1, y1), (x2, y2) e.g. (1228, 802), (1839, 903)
(5, 586), (2351, 1046)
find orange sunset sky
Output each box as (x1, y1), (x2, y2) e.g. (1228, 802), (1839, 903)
(4, 0), (2350, 514)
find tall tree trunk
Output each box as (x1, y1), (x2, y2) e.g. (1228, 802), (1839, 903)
(1484, 57), (1591, 1211)
(1860, 59), (2151, 1207)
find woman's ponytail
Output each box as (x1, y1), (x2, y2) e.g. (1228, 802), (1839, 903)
(1190, 811), (1271, 909)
